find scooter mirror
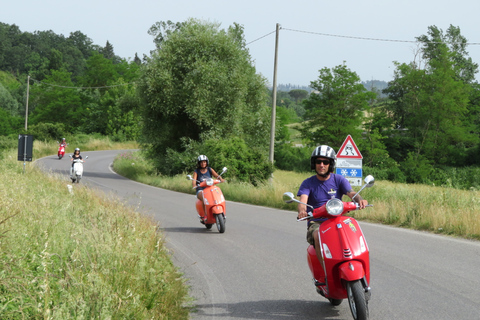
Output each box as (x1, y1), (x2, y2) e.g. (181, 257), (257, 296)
(283, 192), (296, 203)
(364, 175), (375, 187)
(85, 156), (89, 159)
(186, 175), (193, 181)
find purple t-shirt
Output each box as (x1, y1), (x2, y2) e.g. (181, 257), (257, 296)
(297, 173), (352, 222)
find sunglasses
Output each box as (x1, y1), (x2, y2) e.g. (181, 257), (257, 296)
(315, 159), (330, 165)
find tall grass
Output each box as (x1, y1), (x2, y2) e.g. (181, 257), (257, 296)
(114, 151), (480, 240)
(0, 146), (189, 319)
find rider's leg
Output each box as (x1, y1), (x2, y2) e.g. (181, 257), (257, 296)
(313, 230), (323, 266)
(197, 190), (206, 216)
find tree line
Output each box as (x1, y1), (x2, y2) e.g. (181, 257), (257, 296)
(1, 20), (479, 188)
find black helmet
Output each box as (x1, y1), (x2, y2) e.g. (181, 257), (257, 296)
(197, 155), (209, 167)
(310, 145), (336, 172)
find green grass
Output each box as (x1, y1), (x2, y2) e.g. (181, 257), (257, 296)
(114, 151), (480, 241)
(0, 141), (190, 319)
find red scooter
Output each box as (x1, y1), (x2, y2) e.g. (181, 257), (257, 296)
(283, 175), (375, 320)
(187, 167), (227, 233)
(57, 142), (68, 159)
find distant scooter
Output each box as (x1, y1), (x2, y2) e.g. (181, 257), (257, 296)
(187, 167), (227, 233)
(57, 142), (68, 159)
(70, 155), (88, 183)
(283, 175), (375, 320)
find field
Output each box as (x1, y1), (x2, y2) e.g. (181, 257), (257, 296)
(0, 140), (190, 319)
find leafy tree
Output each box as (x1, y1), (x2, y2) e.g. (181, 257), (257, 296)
(288, 89), (308, 103)
(416, 25), (478, 84)
(67, 31), (94, 59)
(29, 69), (82, 127)
(139, 19), (270, 171)
(81, 52), (117, 87)
(299, 64), (375, 148)
(0, 82), (20, 115)
(148, 20), (186, 50)
(0, 107), (22, 135)
(384, 26), (478, 166)
(102, 41), (115, 60)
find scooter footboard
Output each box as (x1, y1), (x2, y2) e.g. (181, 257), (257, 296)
(338, 260), (365, 281)
(307, 245), (325, 282)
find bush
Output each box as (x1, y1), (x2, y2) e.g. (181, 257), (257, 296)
(161, 137), (274, 185)
(401, 152), (434, 184)
(274, 143), (310, 172)
(0, 108), (23, 136)
(26, 122), (68, 141)
(363, 157), (406, 183)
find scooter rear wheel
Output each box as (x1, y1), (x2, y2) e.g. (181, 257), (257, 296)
(205, 224), (213, 229)
(346, 280), (368, 320)
(215, 214), (226, 233)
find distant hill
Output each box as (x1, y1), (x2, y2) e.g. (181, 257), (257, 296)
(274, 80), (389, 96)
(275, 84), (313, 93)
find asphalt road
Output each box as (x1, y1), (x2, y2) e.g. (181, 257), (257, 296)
(36, 150), (480, 320)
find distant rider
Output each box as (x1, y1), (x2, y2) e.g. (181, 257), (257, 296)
(59, 138), (67, 147)
(70, 148), (84, 177)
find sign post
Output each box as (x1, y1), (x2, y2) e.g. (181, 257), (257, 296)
(336, 135), (363, 186)
(18, 134), (34, 173)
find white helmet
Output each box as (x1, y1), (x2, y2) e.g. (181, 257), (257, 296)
(310, 145), (336, 172)
(197, 155), (209, 166)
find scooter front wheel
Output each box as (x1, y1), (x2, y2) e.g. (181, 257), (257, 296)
(328, 298), (343, 306)
(346, 280), (368, 320)
(215, 214), (226, 233)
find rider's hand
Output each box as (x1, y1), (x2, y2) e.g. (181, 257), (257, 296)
(297, 210), (308, 220)
(358, 200), (368, 209)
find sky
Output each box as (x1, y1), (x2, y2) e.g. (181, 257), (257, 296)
(2, 0), (480, 87)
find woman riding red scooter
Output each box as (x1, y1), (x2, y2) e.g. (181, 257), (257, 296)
(188, 155), (227, 233)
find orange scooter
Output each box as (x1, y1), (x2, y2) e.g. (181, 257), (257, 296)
(187, 167), (227, 233)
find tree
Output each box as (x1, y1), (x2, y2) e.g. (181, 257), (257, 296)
(81, 52), (117, 87)
(288, 89), (308, 103)
(138, 19), (270, 171)
(299, 64), (375, 148)
(29, 69), (82, 128)
(384, 25), (478, 166)
(416, 25), (478, 84)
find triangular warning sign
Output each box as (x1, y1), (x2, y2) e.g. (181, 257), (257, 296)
(337, 135), (363, 159)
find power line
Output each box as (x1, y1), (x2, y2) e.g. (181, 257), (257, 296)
(30, 78), (136, 89)
(246, 30), (277, 45)
(247, 27), (480, 45)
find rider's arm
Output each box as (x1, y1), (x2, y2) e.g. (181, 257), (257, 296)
(210, 169), (224, 182)
(297, 194), (309, 219)
(192, 171), (198, 188)
(346, 189), (368, 209)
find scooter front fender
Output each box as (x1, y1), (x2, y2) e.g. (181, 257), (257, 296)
(338, 260), (365, 282)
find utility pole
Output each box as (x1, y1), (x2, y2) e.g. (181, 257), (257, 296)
(25, 75), (30, 131)
(269, 23), (280, 164)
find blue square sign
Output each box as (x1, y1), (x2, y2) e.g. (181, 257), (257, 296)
(336, 168), (363, 178)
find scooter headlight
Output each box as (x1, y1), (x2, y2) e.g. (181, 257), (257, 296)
(205, 178), (214, 186)
(326, 198), (344, 216)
